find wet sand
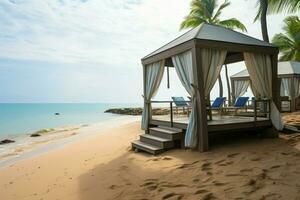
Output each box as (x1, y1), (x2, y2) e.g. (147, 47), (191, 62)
(1, 116), (300, 199)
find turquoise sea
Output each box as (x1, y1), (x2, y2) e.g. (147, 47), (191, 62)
(0, 103), (141, 140)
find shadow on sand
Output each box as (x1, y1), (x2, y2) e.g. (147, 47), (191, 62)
(78, 131), (300, 200)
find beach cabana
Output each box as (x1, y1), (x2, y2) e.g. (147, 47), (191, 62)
(133, 23), (283, 154)
(231, 61), (300, 112)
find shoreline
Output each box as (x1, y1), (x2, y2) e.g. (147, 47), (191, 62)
(0, 115), (140, 168)
(1, 117), (300, 199)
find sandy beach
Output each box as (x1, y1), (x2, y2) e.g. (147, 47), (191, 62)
(1, 115), (300, 200)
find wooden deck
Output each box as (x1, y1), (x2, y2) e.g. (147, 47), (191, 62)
(151, 115), (272, 133)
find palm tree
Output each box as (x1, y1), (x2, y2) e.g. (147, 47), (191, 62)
(180, 0), (247, 31)
(255, 0), (300, 42)
(181, 0), (247, 99)
(272, 16), (300, 61)
(254, 0), (270, 42)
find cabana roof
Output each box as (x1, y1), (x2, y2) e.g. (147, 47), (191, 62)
(231, 61), (300, 78)
(143, 23), (275, 61)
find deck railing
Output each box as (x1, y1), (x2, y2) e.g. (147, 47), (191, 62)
(150, 99), (271, 126)
(151, 100), (191, 127)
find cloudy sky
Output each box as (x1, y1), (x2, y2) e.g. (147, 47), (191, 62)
(0, 0), (296, 103)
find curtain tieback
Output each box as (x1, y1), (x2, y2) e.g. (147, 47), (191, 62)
(191, 83), (199, 90)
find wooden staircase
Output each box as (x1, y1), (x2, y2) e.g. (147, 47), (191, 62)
(132, 126), (184, 155)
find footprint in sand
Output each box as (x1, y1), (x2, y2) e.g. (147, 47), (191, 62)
(240, 168), (253, 173)
(251, 157), (261, 161)
(214, 159), (226, 164)
(109, 185), (116, 189)
(206, 171), (213, 176)
(201, 193), (216, 200)
(227, 153), (240, 158)
(141, 179), (159, 191)
(162, 192), (183, 200)
(162, 157), (172, 161)
(212, 180), (226, 186)
(193, 178), (200, 183)
(201, 162), (212, 171)
(218, 161), (234, 166)
(177, 161), (199, 169)
(194, 189), (209, 194)
(281, 151), (293, 156)
(202, 177), (212, 183)
(120, 165), (128, 170)
(151, 158), (160, 161)
(270, 165), (281, 169)
(161, 183), (187, 188)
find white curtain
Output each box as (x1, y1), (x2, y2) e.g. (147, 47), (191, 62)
(293, 77), (300, 98)
(244, 52), (283, 130)
(250, 81), (260, 98)
(141, 61), (165, 130)
(200, 49), (227, 97)
(172, 51), (197, 148)
(233, 80), (250, 99)
(280, 78), (292, 97)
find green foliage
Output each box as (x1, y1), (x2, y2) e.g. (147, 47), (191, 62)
(255, 0), (300, 22)
(272, 16), (300, 61)
(180, 0), (247, 32)
(268, 0), (300, 13)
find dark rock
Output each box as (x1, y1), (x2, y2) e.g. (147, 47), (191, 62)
(0, 139), (15, 145)
(30, 133), (41, 137)
(104, 107), (170, 116)
(54, 113), (60, 115)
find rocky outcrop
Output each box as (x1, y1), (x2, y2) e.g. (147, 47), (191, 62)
(30, 133), (41, 137)
(30, 128), (55, 137)
(105, 108), (170, 116)
(0, 139), (15, 145)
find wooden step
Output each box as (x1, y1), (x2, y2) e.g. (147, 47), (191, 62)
(149, 127), (183, 140)
(131, 140), (164, 155)
(140, 134), (174, 149)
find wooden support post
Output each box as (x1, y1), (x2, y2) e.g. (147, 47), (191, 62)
(271, 54), (280, 111)
(192, 45), (209, 152)
(167, 66), (170, 89)
(143, 64), (150, 134)
(170, 102), (173, 127)
(230, 78), (235, 106)
(290, 76), (296, 112)
(254, 99), (257, 122)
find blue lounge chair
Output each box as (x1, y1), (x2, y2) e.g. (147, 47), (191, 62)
(211, 97), (226, 109)
(171, 97), (190, 116)
(207, 97), (226, 120)
(234, 97), (249, 108)
(223, 97), (249, 114)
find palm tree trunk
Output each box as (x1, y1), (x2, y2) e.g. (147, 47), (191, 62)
(224, 65), (231, 105)
(260, 0), (269, 42)
(218, 75), (223, 97)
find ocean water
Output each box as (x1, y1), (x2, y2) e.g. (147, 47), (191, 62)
(0, 103), (141, 140)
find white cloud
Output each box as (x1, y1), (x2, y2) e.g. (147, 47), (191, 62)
(0, 0), (298, 102)
(0, 0), (189, 68)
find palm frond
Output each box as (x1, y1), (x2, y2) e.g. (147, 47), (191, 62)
(180, 15), (206, 30)
(268, 0), (300, 14)
(218, 18), (247, 32)
(282, 16), (300, 40)
(272, 33), (295, 51)
(272, 15), (300, 62)
(254, 0), (263, 22)
(212, 0), (230, 22)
